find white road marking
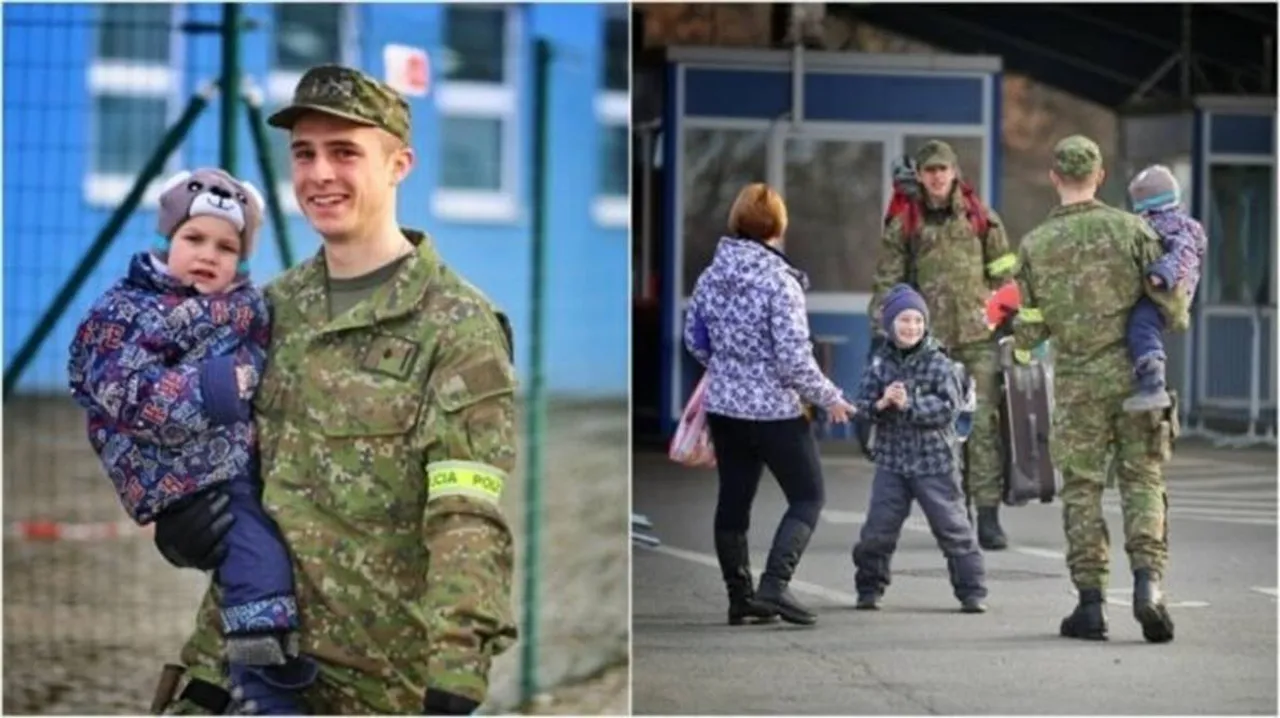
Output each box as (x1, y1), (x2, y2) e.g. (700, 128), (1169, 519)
(1250, 587), (1278, 598)
(643, 544), (860, 605)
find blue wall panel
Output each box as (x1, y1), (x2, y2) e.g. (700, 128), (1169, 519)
(683, 69), (790, 119)
(1208, 113), (1275, 156)
(3, 2), (626, 397)
(805, 73), (984, 124)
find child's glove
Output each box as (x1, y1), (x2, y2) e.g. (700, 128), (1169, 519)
(985, 282), (1023, 331)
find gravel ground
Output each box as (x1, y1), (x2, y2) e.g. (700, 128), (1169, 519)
(2, 396), (629, 715)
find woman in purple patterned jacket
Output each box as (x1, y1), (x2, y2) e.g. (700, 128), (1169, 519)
(684, 183), (856, 627)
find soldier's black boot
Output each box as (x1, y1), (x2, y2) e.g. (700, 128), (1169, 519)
(1133, 568), (1175, 643)
(1060, 588), (1108, 641)
(713, 531), (777, 626)
(754, 518), (817, 626)
(977, 506), (1008, 551)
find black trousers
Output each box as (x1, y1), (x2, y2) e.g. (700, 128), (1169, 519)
(706, 413), (826, 534)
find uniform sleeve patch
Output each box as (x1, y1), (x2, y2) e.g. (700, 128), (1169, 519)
(427, 460), (506, 504)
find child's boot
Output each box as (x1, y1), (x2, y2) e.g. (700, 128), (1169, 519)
(1123, 355), (1172, 412)
(947, 553), (988, 614)
(228, 655), (318, 715)
(855, 591), (882, 610)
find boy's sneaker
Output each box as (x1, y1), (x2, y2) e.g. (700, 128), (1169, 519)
(855, 592), (882, 610)
(1123, 356), (1172, 413)
(960, 597), (988, 614)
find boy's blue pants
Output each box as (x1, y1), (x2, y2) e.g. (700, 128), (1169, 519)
(852, 466), (987, 602)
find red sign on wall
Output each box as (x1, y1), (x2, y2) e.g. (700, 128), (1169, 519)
(384, 44), (430, 97)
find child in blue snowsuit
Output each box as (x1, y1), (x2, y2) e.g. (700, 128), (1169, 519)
(1122, 164), (1208, 413)
(67, 168), (316, 714)
(850, 284), (989, 613)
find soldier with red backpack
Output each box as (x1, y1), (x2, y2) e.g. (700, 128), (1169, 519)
(868, 141), (1018, 551)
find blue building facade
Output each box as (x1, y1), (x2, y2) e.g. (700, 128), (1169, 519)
(657, 46), (1003, 434)
(3, 2), (629, 397)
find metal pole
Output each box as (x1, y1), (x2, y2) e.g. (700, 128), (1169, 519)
(220, 3), (241, 174)
(2, 86), (214, 398)
(1180, 4), (1192, 100)
(520, 36), (552, 709)
(242, 82), (297, 269)
(1246, 309), (1261, 438)
(639, 123), (655, 302)
(1264, 36), (1274, 94)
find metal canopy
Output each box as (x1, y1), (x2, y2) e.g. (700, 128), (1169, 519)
(833, 3), (1277, 110)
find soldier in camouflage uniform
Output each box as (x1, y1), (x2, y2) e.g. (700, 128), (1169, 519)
(149, 65), (519, 713)
(991, 135), (1182, 643)
(869, 140), (1018, 550)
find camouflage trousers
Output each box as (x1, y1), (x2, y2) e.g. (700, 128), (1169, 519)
(165, 588), (426, 715)
(949, 341), (1003, 508)
(1053, 384), (1174, 590)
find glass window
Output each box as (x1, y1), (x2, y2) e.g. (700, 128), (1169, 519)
(902, 135), (985, 203)
(599, 125), (628, 197)
(603, 6), (628, 93)
(440, 116), (503, 191)
(783, 137), (885, 293)
(680, 127), (769, 295)
(94, 95), (168, 176)
(444, 6), (507, 84)
(1205, 164), (1273, 305)
(98, 3), (171, 63)
(273, 4), (343, 72)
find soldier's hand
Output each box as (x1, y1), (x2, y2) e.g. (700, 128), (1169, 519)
(153, 487), (234, 571)
(423, 689), (481, 715)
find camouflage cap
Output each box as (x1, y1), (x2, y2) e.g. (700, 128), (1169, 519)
(1053, 135), (1102, 179)
(267, 65), (411, 144)
(915, 140), (958, 169)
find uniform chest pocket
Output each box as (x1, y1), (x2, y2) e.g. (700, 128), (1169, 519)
(311, 371), (425, 438)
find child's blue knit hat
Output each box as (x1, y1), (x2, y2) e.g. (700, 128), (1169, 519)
(881, 283), (929, 336)
(1128, 164), (1181, 213)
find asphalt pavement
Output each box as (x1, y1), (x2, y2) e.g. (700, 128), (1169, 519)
(632, 442), (1278, 715)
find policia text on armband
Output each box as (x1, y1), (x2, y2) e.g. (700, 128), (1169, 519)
(427, 461), (507, 504)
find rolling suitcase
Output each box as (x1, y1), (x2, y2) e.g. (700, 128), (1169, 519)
(997, 336), (1060, 506)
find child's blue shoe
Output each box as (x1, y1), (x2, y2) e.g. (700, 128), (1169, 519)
(855, 592), (882, 610)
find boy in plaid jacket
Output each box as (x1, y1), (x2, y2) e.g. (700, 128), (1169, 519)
(850, 284), (989, 613)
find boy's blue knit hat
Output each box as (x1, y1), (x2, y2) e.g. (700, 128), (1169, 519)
(881, 283), (929, 336)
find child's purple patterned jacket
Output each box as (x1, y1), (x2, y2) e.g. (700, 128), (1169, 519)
(67, 252), (270, 524)
(1141, 206), (1207, 301)
(684, 236), (843, 421)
